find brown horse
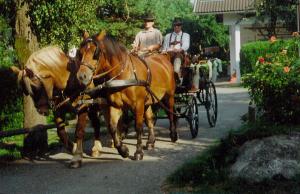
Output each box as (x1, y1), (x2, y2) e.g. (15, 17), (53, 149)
(76, 32), (177, 161)
(11, 46), (103, 167)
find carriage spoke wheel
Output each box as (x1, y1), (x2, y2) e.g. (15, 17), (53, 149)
(205, 81), (218, 127)
(187, 96), (199, 138)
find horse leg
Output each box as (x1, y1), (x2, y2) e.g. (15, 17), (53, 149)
(54, 110), (73, 152)
(118, 109), (130, 140)
(109, 107), (129, 158)
(133, 102), (145, 160)
(96, 104), (114, 148)
(69, 108), (88, 168)
(167, 96), (178, 142)
(88, 104), (102, 157)
(144, 106), (155, 150)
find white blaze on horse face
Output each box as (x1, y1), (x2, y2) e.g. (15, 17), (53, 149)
(77, 43), (97, 86)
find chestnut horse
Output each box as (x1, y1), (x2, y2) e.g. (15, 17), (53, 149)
(76, 32), (177, 161)
(11, 46), (103, 168)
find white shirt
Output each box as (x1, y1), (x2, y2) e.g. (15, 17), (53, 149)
(162, 31), (190, 52)
(68, 46), (77, 58)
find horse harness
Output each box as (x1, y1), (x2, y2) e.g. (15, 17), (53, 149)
(84, 52), (151, 95)
(79, 37), (179, 116)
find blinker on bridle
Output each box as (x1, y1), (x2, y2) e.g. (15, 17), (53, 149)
(80, 38), (101, 72)
(84, 38), (100, 60)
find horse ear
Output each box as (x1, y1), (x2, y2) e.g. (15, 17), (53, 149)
(96, 30), (106, 41)
(11, 66), (24, 90)
(10, 66), (21, 74)
(83, 31), (89, 40)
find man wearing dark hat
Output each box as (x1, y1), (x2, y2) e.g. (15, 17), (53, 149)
(132, 13), (163, 56)
(162, 18), (190, 83)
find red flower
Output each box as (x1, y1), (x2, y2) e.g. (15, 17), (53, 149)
(258, 57), (265, 64)
(283, 66), (290, 73)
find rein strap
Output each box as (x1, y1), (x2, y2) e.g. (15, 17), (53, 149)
(93, 65), (118, 80)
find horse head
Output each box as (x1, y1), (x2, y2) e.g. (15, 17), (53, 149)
(77, 31), (106, 86)
(11, 66), (50, 116)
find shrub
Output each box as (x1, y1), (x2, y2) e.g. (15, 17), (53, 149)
(240, 39), (296, 75)
(0, 16), (23, 131)
(243, 35), (300, 124)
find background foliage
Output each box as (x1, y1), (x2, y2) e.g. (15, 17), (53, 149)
(25, 0), (228, 54)
(255, 0), (298, 38)
(0, 15), (23, 131)
(0, 13), (23, 158)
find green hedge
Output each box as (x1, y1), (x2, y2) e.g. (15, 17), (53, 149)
(240, 39), (296, 75)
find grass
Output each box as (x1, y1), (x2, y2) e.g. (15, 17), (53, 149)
(166, 121), (300, 194)
(0, 126), (102, 161)
(0, 130), (60, 161)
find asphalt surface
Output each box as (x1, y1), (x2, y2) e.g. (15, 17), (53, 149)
(0, 85), (249, 194)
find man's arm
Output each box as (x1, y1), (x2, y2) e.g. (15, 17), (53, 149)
(162, 34), (170, 51)
(181, 33), (190, 52)
(132, 32), (141, 51)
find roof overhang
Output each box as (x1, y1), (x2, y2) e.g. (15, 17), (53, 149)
(193, 0), (256, 15)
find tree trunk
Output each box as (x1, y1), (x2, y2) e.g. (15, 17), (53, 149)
(15, 0), (48, 158)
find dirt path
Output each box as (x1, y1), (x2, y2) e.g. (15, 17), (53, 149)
(0, 86), (249, 194)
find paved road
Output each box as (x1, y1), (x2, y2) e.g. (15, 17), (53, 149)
(0, 86), (249, 194)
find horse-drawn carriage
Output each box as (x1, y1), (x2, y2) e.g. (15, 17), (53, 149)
(11, 32), (218, 167)
(153, 57), (218, 139)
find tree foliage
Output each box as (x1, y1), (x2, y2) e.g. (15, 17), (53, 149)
(255, 0), (298, 37)
(24, 0), (228, 54)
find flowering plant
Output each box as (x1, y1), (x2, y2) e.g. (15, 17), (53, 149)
(243, 34), (300, 123)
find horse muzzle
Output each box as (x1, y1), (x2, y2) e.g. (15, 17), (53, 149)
(77, 71), (93, 86)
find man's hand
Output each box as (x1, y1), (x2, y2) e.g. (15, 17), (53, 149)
(147, 44), (161, 52)
(147, 45), (155, 52)
(131, 44), (138, 53)
(173, 48), (183, 53)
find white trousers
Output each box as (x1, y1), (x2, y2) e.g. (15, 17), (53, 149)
(173, 57), (182, 74)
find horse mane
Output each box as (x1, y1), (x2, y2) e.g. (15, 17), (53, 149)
(94, 34), (127, 63)
(25, 46), (68, 72)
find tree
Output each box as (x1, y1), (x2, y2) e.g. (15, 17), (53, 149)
(25, 0), (228, 54)
(255, 0), (298, 38)
(15, 0), (47, 158)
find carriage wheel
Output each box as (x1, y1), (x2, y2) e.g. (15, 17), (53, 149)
(205, 81), (218, 127)
(187, 96), (199, 138)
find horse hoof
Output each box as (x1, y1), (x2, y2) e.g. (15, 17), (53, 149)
(108, 140), (115, 148)
(91, 151), (101, 158)
(69, 160), (82, 169)
(133, 151), (144, 161)
(146, 142), (155, 150)
(117, 145), (129, 158)
(170, 132), (178, 142)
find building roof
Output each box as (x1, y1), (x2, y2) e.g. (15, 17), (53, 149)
(193, 0), (256, 14)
